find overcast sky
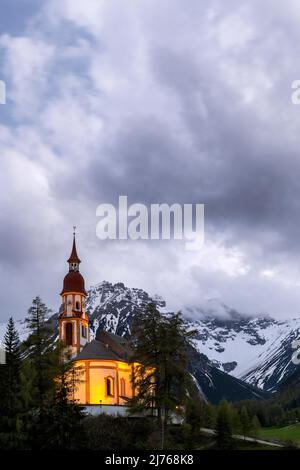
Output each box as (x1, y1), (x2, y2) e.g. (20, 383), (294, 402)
(2, 0), (300, 321)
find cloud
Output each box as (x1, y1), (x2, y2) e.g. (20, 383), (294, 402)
(1, 0), (300, 320)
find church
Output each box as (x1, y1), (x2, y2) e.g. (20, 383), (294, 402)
(58, 232), (136, 415)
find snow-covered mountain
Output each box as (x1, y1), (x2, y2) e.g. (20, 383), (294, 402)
(85, 282), (300, 393)
(187, 310), (300, 392)
(85, 282), (267, 403)
(1, 281), (298, 396)
(86, 282), (170, 339)
(239, 320), (300, 392)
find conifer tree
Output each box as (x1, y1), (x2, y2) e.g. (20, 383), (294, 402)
(250, 415), (261, 438)
(41, 357), (86, 449)
(129, 304), (196, 449)
(216, 401), (233, 449)
(21, 297), (86, 449)
(0, 317), (22, 448)
(239, 406), (251, 439)
(21, 297), (57, 448)
(204, 402), (217, 428)
(23, 296), (55, 410)
(4, 317), (21, 412)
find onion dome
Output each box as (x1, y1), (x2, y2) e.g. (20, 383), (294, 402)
(61, 228), (87, 295)
(61, 270), (87, 296)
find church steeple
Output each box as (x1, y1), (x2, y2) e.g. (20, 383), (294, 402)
(68, 226), (81, 272)
(59, 228), (89, 360)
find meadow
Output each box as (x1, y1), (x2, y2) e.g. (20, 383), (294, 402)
(259, 424), (300, 445)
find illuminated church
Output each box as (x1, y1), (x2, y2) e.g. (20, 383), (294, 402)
(58, 232), (135, 415)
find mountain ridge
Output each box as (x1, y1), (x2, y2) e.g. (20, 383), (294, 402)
(2, 280), (295, 398)
(84, 281), (300, 393)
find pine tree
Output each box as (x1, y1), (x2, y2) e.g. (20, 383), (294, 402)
(0, 317), (22, 448)
(21, 297), (86, 449)
(240, 406), (251, 439)
(19, 358), (37, 447)
(216, 401), (233, 449)
(23, 296), (55, 410)
(129, 304), (196, 449)
(41, 358), (86, 449)
(185, 398), (205, 435)
(204, 402), (217, 429)
(5, 317), (21, 405)
(250, 415), (261, 438)
(21, 297), (57, 448)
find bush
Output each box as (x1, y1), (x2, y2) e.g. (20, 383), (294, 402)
(81, 415), (156, 450)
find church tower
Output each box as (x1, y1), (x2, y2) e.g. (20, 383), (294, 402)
(59, 229), (89, 359)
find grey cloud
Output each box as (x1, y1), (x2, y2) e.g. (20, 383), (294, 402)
(2, 0), (300, 320)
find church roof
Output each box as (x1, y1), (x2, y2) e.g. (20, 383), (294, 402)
(75, 340), (122, 361)
(68, 235), (81, 264)
(60, 270), (87, 296)
(74, 331), (133, 362)
(61, 231), (86, 295)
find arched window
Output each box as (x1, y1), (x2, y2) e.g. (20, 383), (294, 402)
(120, 378), (126, 397)
(105, 376), (114, 397)
(65, 322), (73, 346)
(81, 325), (87, 338)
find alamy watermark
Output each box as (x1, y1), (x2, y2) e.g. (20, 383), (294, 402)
(96, 196), (205, 251)
(0, 80), (6, 104)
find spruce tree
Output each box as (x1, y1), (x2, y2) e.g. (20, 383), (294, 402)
(0, 317), (22, 448)
(216, 401), (233, 449)
(21, 297), (86, 449)
(41, 357), (86, 449)
(23, 296), (55, 410)
(21, 296), (57, 448)
(185, 398), (204, 434)
(240, 406), (251, 439)
(5, 317), (21, 401)
(204, 402), (217, 428)
(250, 415), (261, 438)
(129, 304), (196, 449)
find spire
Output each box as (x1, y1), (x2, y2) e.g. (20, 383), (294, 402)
(67, 227), (81, 270)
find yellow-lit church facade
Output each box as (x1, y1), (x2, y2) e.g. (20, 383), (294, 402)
(58, 231), (136, 413)
(73, 359), (135, 406)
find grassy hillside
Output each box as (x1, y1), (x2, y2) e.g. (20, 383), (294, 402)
(234, 441), (281, 450)
(259, 424), (300, 444)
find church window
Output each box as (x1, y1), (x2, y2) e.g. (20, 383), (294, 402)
(105, 376), (114, 397)
(65, 322), (73, 346)
(75, 300), (80, 310)
(81, 325), (87, 338)
(120, 378), (126, 396)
